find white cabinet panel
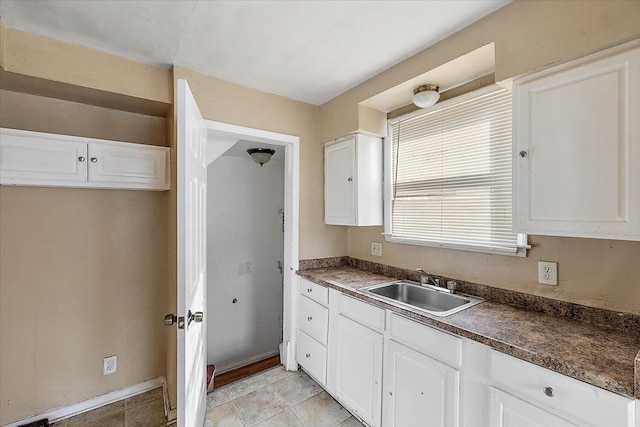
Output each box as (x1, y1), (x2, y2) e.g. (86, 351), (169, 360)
(297, 330), (327, 386)
(384, 340), (459, 427)
(298, 294), (329, 346)
(489, 387), (578, 427)
(88, 141), (169, 190)
(0, 128), (169, 190)
(513, 44), (640, 240)
(298, 277), (329, 306)
(0, 128), (87, 185)
(331, 314), (383, 427)
(325, 133), (382, 226)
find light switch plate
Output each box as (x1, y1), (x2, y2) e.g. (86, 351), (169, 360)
(371, 241), (383, 257)
(538, 261), (558, 285)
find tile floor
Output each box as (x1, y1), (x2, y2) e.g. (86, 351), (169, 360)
(205, 366), (365, 427)
(50, 387), (166, 427)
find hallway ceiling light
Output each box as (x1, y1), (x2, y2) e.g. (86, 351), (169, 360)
(413, 84), (440, 108)
(247, 148), (275, 166)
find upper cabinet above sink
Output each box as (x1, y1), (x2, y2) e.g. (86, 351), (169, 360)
(324, 132), (383, 226)
(513, 42), (640, 241)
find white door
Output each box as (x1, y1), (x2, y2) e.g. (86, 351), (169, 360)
(489, 387), (578, 427)
(177, 79), (208, 427)
(384, 341), (459, 427)
(324, 137), (356, 225)
(333, 314), (383, 427)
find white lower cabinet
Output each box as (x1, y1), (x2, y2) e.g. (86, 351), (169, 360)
(384, 340), (459, 427)
(489, 387), (578, 427)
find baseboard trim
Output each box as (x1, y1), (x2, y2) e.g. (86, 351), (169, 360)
(215, 350), (280, 375)
(2, 376), (165, 427)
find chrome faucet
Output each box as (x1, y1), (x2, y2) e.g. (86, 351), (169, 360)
(416, 269), (457, 294)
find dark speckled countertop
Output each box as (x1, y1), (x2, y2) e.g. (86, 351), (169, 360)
(297, 265), (640, 400)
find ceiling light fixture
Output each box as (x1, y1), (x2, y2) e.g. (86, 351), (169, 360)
(247, 148), (275, 167)
(413, 84), (440, 108)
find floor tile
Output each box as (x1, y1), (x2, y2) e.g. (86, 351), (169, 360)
(271, 371), (322, 406)
(252, 408), (303, 427)
(337, 416), (366, 426)
(124, 396), (166, 427)
(207, 388), (231, 408)
(204, 401), (243, 427)
(67, 411), (124, 427)
(291, 391), (351, 427)
(233, 385), (288, 425)
(263, 365), (296, 384)
(225, 373), (269, 399)
(125, 387), (164, 409)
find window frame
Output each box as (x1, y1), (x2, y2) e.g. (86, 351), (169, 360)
(383, 84), (529, 257)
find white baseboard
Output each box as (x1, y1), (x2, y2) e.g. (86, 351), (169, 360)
(2, 376), (165, 427)
(214, 350), (280, 375)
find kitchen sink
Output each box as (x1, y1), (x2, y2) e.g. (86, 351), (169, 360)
(360, 280), (483, 317)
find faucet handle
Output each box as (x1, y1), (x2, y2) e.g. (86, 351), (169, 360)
(447, 281), (457, 292)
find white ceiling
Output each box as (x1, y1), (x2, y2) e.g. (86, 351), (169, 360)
(0, 0), (510, 105)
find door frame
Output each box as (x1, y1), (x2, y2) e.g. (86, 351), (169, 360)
(203, 120), (300, 371)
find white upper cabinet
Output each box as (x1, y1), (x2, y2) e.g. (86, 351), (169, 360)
(0, 128), (170, 190)
(513, 43), (640, 240)
(324, 133), (383, 226)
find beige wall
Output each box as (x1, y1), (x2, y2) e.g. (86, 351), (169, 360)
(0, 91), (168, 424)
(320, 0), (640, 314)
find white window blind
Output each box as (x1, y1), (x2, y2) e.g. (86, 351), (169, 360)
(387, 86), (528, 256)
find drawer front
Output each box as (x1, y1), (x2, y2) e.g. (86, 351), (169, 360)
(490, 350), (635, 427)
(297, 330), (327, 385)
(337, 293), (385, 332)
(298, 294), (329, 345)
(389, 313), (462, 369)
(299, 277), (329, 306)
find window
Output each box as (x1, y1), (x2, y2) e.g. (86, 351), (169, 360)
(385, 85), (528, 257)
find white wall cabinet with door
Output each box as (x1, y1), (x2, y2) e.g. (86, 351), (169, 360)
(324, 132), (382, 226)
(0, 127), (170, 190)
(513, 43), (640, 240)
(327, 290), (384, 427)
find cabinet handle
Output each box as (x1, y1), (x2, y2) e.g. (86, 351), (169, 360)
(307, 288), (312, 293)
(90, 157), (98, 163)
(307, 316), (312, 321)
(305, 353), (311, 359)
(77, 156), (86, 162)
(543, 386), (554, 397)
(347, 177), (353, 182)
(519, 151), (528, 158)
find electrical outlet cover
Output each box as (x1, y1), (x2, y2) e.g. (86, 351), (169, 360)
(103, 355), (117, 375)
(370, 241), (383, 257)
(538, 261), (558, 285)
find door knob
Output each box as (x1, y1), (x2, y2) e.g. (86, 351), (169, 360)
(187, 310), (204, 326)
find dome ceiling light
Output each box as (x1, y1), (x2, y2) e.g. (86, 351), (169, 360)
(413, 84), (440, 108)
(247, 148), (275, 166)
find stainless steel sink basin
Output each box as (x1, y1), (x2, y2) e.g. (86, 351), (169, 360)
(360, 280), (483, 317)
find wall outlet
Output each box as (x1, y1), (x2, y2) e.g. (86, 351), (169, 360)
(371, 241), (383, 257)
(103, 355), (117, 375)
(538, 261), (558, 285)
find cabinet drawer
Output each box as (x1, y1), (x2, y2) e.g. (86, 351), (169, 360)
(297, 330), (327, 385)
(490, 350), (635, 427)
(298, 294), (329, 345)
(337, 293), (385, 332)
(390, 313), (461, 369)
(298, 277), (328, 306)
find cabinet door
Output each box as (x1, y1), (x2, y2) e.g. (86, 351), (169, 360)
(489, 387), (578, 427)
(88, 141), (169, 190)
(325, 137), (356, 225)
(332, 314), (383, 427)
(384, 341), (459, 427)
(513, 46), (640, 240)
(0, 128), (88, 186)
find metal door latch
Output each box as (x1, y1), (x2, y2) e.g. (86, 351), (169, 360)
(164, 314), (185, 329)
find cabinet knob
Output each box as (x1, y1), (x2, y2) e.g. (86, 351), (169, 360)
(77, 156), (86, 162)
(307, 288), (312, 293)
(519, 151), (528, 158)
(90, 157), (98, 163)
(543, 386), (554, 397)
(305, 353), (311, 359)
(347, 177), (353, 182)
(307, 316), (312, 321)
